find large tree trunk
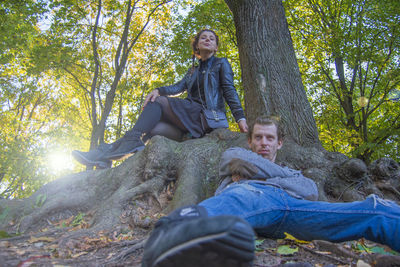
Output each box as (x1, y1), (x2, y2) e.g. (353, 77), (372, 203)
(225, 0), (321, 148)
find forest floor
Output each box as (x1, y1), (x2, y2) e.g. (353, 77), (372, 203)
(1, 220), (399, 267)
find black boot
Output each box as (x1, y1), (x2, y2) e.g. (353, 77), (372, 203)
(102, 131), (145, 160)
(72, 143), (114, 168)
(142, 205), (255, 267)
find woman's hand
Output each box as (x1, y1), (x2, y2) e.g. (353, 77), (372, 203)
(143, 89), (160, 108)
(238, 119), (248, 133)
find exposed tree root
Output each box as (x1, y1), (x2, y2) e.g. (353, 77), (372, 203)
(1, 129), (399, 266)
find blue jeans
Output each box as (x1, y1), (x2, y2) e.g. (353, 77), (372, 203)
(199, 182), (400, 252)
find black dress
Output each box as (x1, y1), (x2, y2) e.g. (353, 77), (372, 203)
(167, 58), (213, 138)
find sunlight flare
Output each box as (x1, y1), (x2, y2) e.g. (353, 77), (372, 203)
(48, 151), (74, 174)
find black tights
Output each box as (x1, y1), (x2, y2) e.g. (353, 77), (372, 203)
(125, 96), (186, 141)
(154, 96), (187, 131)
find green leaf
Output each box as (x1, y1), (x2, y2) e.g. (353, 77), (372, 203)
(277, 245), (298, 255)
(255, 238), (266, 252)
(0, 230), (13, 239)
(355, 243), (400, 256)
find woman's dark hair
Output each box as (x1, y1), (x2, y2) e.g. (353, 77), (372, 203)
(191, 29), (219, 71)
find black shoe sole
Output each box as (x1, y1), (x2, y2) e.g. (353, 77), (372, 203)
(107, 145), (145, 160)
(71, 151), (112, 169)
(152, 221), (254, 267)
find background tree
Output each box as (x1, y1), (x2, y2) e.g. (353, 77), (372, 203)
(37, 0), (174, 151)
(285, 0), (400, 162)
(0, 0), (80, 198)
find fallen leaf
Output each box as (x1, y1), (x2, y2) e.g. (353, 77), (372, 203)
(354, 242), (398, 256)
(0, 241), (11, 247)
(0, 230), (13, 238)
(315, 250), (332, 255)
(29, 236), (55, 243)
(46, 244), (59, 250)
(17, 255), (51, 266)
(284, 232), (309, 244)
(106, 252), (115, 259)
(255, 238), (266, 252)
(16, 249), (27, 256)
(277, 245), (298, 255)
(55, 215), (74, 227)
(356, 259), (371, 267)
(71, 251), (88, 258)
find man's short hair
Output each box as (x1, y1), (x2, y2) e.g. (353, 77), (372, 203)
(247, 115), (284, 141)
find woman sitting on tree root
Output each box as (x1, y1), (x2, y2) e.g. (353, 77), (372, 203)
(72, 29), (248, 169)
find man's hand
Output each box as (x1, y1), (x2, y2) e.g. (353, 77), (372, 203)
(229, 158), (258, 182)
(143, 89), (160, 108)
(238, 120), (248, 133)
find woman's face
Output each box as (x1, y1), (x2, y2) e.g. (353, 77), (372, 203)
(197, 31), (218, 55)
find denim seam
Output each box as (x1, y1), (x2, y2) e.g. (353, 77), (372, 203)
(241, 207), (287, 220)
(286, 208), (400, 219)
(273, 188), (290, 237)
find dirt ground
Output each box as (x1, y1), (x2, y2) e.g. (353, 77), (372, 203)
(1, 224), (399, 267)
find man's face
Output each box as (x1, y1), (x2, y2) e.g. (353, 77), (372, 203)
(248, 123), (283, 162)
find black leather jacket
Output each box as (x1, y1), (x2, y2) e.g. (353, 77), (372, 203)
(157, 57), (245, 122)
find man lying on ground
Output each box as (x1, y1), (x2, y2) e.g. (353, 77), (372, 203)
(141, 115), (400, 267)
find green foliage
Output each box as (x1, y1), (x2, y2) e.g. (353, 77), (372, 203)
(71, 212), (85, 227)
(0, 0), (47, 65)
(285, 0), (400, 162)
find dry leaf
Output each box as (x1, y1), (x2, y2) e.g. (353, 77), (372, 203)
(71, 251), (88, 258)
(106, 252), (115, 259)
(16, 249), (27, 255)
(284, 232), (309, 244)
(0, 241), (11, 247)
(29, 236), (55, 243)
(46, 244), (59, 250)
(315, 250), (332, 255)
(356, 260), (371, 267)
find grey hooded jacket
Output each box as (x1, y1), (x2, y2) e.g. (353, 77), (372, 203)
(216, 147), (319, 201)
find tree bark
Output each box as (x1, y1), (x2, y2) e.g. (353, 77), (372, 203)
(224, 0), (321, 148)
